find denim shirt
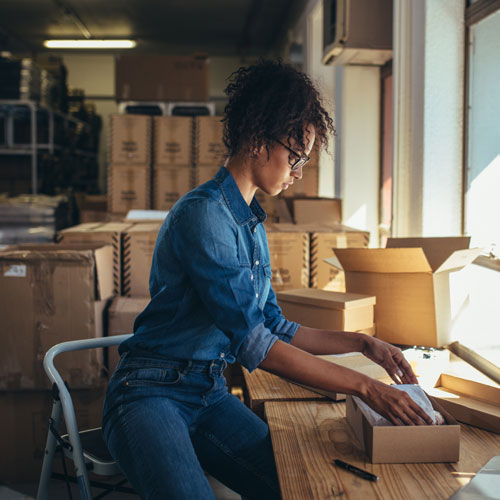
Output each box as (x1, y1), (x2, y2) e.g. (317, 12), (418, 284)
(119, 167), (300, 371)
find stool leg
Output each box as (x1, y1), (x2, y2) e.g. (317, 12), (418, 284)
(36, 398), (63, 500)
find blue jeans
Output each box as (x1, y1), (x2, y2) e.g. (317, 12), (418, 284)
(102, 352), (281, 500)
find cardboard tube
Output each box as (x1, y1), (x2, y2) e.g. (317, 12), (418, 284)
(447, 342), (500, 385)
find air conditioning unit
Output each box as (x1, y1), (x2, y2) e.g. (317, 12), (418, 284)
(322, 0), (393, 66)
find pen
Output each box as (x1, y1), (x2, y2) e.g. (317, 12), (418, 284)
(333, 459), (379, 482)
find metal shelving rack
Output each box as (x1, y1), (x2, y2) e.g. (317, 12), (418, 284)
(0, 99), (97, 194)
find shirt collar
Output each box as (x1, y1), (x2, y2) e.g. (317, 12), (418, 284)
(214, 167), (267, 226)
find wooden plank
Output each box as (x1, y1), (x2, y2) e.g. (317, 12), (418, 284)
(265, 400), (500, 500)
(242, 368), (325, 419)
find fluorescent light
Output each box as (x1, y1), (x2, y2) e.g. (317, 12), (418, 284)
(44, 40), (136, 49)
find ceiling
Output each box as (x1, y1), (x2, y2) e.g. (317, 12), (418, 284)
(0, 0), (307, 57)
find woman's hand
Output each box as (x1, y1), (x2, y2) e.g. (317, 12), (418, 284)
(362, 336), (418, 385)
(361, 378), (434, 425)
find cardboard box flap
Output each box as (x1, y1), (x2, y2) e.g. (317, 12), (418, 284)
(126, 223), (162, 233)
(329, 248), (433, 273)
(93, 245), (114, 300)
(276, 288), (375, 309)
(387, 237), (471, 272)
(435, 247), (484, 273)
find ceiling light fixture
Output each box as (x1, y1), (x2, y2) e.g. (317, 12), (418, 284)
(43, 39), (136, 49)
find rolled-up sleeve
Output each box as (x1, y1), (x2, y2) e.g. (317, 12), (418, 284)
(262, 285), (300, 344)
(170, 199), (278, 372)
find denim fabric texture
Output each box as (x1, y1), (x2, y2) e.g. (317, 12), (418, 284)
(102, 352), (281, 500)
(120, 166), (299, 372)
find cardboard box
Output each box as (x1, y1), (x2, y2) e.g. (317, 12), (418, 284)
(108, 297), (149, 374)
(310, 224), (370, 292)
(277, 288), (375, 332)
(108, 164), (151, 214)
(0, 386), (105, 482)
(154, 116), (193, 167)
(194, 165), (221, 187)
(109, 114), (152, 165)
(346, 394), (460, 463)
(327, 237), (482, 347)
(0, 243), (113, 390)
(266, 225), (309, 291)
(122, 223), (161, 297)
(75, 193), (107, 223)
(195, 116), (227, 166)
(153, 167), (192, 211)
(255, 192), (293, 223)
(425, 360), (500, 433)
(116, 54), (209, 102)
(280, 165), (318, 198)
(58, 222), (134, 295)
(292, 198), (342, 225)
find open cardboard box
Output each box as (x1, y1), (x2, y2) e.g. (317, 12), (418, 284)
(276, 288), (375, 332)
(346, 394), (460, 463)
(326, 237), (482, 347)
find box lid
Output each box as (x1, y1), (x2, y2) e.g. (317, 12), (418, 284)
(276, 288), (375, 309)
(327, 248), (433, 273)
(386, 237), (478, 272)
(125, 223), (162, 233)
(327, 242), (482, 274)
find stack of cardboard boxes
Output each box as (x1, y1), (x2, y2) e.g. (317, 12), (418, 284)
(0, 243), (112, 480)
(108, 114), (152, 214)
(153, 116), (193, 210)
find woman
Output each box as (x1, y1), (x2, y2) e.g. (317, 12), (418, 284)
(102, 60), (432, 500)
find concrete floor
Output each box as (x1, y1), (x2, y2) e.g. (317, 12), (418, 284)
(2, 474), (241, 499)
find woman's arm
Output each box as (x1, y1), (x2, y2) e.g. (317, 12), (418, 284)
(291, 325), (417, 385)
(258, 339), (432, 426)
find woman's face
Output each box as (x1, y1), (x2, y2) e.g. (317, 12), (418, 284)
(253, 125), (316, 197)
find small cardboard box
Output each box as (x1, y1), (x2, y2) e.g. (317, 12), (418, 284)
(281, 165), (318, 198)
(153, 166), (192, 211)
(310, 223), (370, 292)
(327, 237), (482, 347)
(292, 198), (342, 225)
(277, 288), (375, 332)
(122, 223), (162, 297)
(0, 243), (113, 390)
(266, 225), (309, 291)
(116, 54), (209, 102)
(346, 394), (460, 463)
(58, 222), (134, 295)
(0, 386), (105, 482)
(109, 114), (152, 165)
(154, 116), (193, 167)
(108, 164), (151, 214)
(108, 296), (149, 374)
(195, 116), (227, 166)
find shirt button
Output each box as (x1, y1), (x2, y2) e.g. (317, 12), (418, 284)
(250, 274), (254, 281)
(219, 352), (225, 358)
(256, 293), (259, 298)
(255, 260), (260, 266)
(253, 227), (257, 234)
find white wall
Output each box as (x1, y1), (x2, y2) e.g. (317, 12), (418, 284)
(335, 66), (381, 246)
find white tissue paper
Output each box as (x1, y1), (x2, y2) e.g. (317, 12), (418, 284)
(353, 384), (437, 426)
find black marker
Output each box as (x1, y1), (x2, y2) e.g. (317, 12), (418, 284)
(333, 459), (379, 482)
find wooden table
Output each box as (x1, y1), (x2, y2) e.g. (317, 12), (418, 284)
(243, 368), (327, 419)
(266, 400), (500, 499)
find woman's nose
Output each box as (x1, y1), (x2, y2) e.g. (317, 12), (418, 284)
(291, 166), (303, 180)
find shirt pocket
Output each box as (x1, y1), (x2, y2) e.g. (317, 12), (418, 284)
(124, 367), (184, 387)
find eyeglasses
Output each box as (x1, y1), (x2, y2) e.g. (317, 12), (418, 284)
(276, 139), (311, 171)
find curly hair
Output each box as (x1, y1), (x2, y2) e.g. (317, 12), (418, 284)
(222, 59), (335, 158)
